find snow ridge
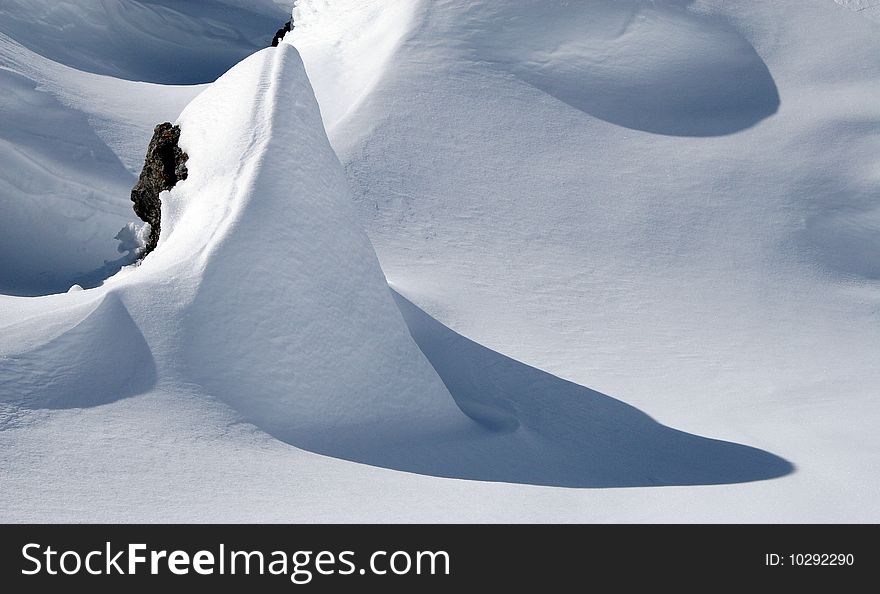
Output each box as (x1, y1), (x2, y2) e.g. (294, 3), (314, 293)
(1, 0), (878, 521)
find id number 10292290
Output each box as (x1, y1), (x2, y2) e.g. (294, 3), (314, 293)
(789, 554), (853, 566)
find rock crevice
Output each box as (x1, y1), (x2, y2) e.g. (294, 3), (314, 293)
(130, 122), (188, 257)
(272, 21), (292, 47)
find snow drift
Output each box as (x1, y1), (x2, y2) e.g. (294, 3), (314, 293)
(163, 45), (463, 451)
(2, 0), (878, 520)
(0, 0), (290, 84)
(0, 293), (155, 410)
(292, 0), (880, 515)
(0, 36), (789, 489)
(0, 0), (292, 295)
(0, 66), (133, 296)
(0, 31), (204, 295)
(462, 0), (780, 136)
(0, 43), (464, 464)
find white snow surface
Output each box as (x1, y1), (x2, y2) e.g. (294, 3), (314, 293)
(0, 26), (210, 295)
(835, 0), (880, 22)
(1, 0), (878, 521)
(291, 0), (880, 520)
(0, 0), (292, 83)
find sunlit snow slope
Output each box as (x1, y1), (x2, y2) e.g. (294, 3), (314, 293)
(1, 34), (788, 496)
(0, 0), (296, 296)
(293, 0), (880, 520)
(1, 0), (878, 521)
(0, 41), (463, 449)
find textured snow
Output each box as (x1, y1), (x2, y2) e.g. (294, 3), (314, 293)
(835, 0), (880, 22)
(293, 0), (880, 520)
(0, 0), (291, 83)
(0, 32), (204, 295)
(1, 0), (878, 522)
(0, 40), (467, 474)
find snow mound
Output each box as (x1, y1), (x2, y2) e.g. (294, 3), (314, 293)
(294, 0), (780, 138)
(159, 44), (464, 450)
(0, 43), (463, 462)
(0, 293), (155, 410)
(0, 38), (786, 488)
(293, 0), (880, 513)
(1, 0), (877, 519)
(462, 1), (780, 136)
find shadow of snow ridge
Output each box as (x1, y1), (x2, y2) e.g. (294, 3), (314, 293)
(0, 293), (157, 411)
(356, 290), (794, 488)
(469, 0), (780, 136)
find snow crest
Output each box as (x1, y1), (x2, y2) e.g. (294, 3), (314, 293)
(0, 45), (463, 462)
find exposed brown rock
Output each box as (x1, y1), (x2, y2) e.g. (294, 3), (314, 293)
(130, 122), (188, 257)
(272, 20), (292, 47)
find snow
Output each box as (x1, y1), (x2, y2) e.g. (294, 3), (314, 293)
(835, 0), (880, 22)
(0, 32), (204, 295)
(0, 0), (291, 84)
(292, 0), (880, 520)
(153, 45), (462, 456)
(291, 0), (420, 131)
(1, 43), (467, 516)
(1, 0), (879, 521)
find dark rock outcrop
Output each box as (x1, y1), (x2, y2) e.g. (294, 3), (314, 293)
(130, 122), (188, 257)
(272, 21), (292, 47)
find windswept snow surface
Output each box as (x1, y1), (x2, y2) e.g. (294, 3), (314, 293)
(1, 44), (464, 520)
(835, 0), (880, 22)
(0, 31), (205, 296)
(0, 0), (878, 522)
(291, 0), (880, 520)
(164, 46), (463, 455)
